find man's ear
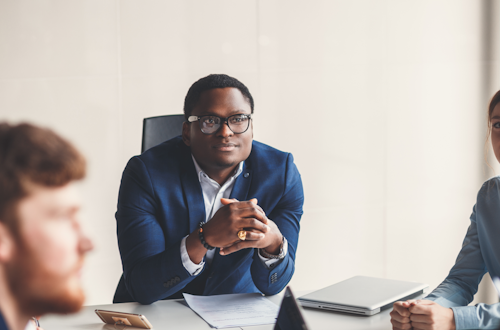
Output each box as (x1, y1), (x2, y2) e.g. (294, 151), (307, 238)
(0, 222), (14, 262)
(182, 121), (191, 147)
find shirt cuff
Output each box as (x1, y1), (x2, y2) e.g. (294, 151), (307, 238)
(450, 305), (479, 330)
(424, 296), (461, 308)
(180, 236), (204, 276)
(258, 237), (288, 269)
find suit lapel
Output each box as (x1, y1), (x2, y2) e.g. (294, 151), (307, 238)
(180, 148), (206, 233)
(229, 162), (253, 202)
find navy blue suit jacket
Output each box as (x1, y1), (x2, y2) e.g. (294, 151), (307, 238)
(0, 310), (8, 330)
(113, 137), (304, 304)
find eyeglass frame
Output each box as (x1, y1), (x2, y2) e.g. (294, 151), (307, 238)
(187, 114), (252, 135)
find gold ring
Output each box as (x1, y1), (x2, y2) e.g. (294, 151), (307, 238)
(237, 230), (247, 241)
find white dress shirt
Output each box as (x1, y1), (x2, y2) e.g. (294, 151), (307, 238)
(180, 155), (287, 276)
(24, 320), (36, 330)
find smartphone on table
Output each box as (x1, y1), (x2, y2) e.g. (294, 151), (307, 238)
(95, 309), (153, 329)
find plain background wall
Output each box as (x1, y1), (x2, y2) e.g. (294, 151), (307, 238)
(1, 0), (499, 305)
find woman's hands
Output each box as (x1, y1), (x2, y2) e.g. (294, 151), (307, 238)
(390, 300), (456, 330)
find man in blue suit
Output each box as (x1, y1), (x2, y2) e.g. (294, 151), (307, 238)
(114, 74), (304, 304)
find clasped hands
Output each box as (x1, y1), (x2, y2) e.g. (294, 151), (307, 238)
(390, 299), (456, 330)
(186, 197), (282, 263)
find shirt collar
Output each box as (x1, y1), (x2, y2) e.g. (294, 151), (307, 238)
(191, 155), (244, 185)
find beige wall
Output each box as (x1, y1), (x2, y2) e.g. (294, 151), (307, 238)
(0, 0), (497, 305)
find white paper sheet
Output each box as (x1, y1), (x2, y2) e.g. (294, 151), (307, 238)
(183, 292), (279, 329)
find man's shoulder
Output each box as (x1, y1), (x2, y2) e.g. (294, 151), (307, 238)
(477, 176), (500, 205)
(251, 140), (289, 159)
(248, 140), (294, 173)
(122, 136), (190, 179)
(137, 136), (187, 165)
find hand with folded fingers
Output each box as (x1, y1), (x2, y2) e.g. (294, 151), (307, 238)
(217, 198), (283, 256)
(390, 299), (455, 330)
(390, 300), (414, 330)
(186, 197), (283, 263)
(408, 300), (455, 330)
(200, 197), (271, 249)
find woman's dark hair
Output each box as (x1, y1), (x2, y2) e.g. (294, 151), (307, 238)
(488, 90), (500, 127)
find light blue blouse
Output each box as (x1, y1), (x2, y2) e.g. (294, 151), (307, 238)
(425, 177), (500, 329)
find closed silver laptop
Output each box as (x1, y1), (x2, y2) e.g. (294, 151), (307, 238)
(298, 276), (428, 316)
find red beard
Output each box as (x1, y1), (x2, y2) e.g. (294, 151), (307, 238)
(6, 239), (85, 316)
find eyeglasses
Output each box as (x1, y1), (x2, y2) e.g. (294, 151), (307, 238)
(187, 114), (252, 135)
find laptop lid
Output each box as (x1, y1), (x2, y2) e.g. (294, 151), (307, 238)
(298, 276), (428, 316)
(274, 287), (310, 330)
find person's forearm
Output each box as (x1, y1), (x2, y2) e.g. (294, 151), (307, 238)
(451, 304), (500, 330)
(251, 253), (295, 295)
(123, 246), (194, 304)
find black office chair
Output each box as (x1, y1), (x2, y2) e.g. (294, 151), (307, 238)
(141, 114), (185, 153)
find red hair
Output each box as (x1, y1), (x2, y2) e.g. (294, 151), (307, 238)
(0, 122), (86, 233)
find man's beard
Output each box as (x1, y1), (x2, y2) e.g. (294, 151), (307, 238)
(5, 239), (85, 316)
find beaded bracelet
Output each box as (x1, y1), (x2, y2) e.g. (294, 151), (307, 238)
(198, 222), (215, 250)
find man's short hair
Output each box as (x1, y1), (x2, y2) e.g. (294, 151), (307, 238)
(183, 74), (254, 120)
(0, 122), (86, 234)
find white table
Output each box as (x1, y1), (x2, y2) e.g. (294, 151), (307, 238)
(40, 294), (395, 330)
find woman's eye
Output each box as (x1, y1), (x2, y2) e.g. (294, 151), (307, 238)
(493, 122), (500, 128)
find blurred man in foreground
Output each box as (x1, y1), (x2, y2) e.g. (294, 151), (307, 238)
(0, 123), (93, 330)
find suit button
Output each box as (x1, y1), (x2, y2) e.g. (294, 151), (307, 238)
(244, 172), (250, 178)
